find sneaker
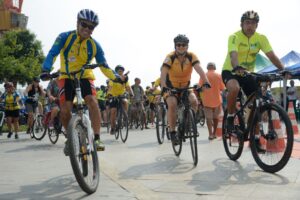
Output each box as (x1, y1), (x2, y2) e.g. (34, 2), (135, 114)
(63, 140), (70, 156)
(254, 138), (266, 154)
(170, 131), (179, 146)
(15, 133), (19, 139)
(95, 139), (105, 151)
(7, 132), (13, 138)
(145, 126), (150, 129)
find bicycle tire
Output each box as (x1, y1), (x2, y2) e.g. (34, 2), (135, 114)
(156, 105), (166, 144)
(172, 118), (183, 157)
(48, 128), (59, 144)
(186, 109), (198, 166)
(32, 115), (47, 140)
(68, 115), (99, 194)
(222, 109), (245, 161)
(120, 108), (129, 143)
(250, 103), (293, 173)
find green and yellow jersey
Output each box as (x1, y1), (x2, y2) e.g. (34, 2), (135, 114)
(223, 30), (273, 72)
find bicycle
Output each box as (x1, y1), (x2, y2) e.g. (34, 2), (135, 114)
(44, 65), (100, 194)
(167, 86), (203, 166)
(222, 72), (294, 173)
(155, 95), (168, 144)
(130, 101), (145, 130)
(27, 95), (46, 140)
(109, 94), (129, 143)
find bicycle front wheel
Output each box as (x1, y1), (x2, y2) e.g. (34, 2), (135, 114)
(68, 115), (99, 194)
(222, 109), (245, 161)
(186, 109), (198, 166)
(156, 105), (166, 144)
(32, 114), (47, 140)
(119, 108), (129, 143)
(250, 103), (293, 173)
(48, 128), (59, 144)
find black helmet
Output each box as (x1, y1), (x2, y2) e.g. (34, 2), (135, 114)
(115, 65), (125, 72)
(241, 10), (259, 23)
(100, 85), (106, 90)
(77, 9), (99, 26)
(174, 34), (189, 44)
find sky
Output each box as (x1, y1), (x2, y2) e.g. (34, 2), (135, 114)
(22, 0), (300, 88)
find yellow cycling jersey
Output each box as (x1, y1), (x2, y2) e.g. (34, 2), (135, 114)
(43, 30), (117, 80)
(96, 90), (106, 101)
(154, 77), (161, 88)
(162, 51), (199, 88)
(107, 80), (130, 97)
(223, 30), (273, 72)
(1, 92), (20, 110)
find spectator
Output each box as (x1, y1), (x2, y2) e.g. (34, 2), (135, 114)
(0, 82), (22, 139)
(200, 62), (225, 140)
(287, 80), (298, 114)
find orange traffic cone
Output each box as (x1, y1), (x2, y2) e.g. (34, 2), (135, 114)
(259, 110), (286, 152)
(215, 107), (223, 137)
(288, 101), (299, 135)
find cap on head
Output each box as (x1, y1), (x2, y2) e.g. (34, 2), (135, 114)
(77, 9), (99, 26)
(241, 10), (259, 23)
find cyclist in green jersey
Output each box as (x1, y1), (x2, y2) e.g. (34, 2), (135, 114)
(222, 10), (284, 134)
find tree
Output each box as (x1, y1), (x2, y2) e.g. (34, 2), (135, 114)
(0, 29), (45, 86)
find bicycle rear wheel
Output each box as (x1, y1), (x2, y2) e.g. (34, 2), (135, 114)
(186, 109), (198, 166)
(250, 103), (293, 173)
(32, 114), (47, 140)
(222, 109), (245, 161)
(120, 108), (129, 143)
(68, 115), (99, 194)
(156, 105), (166, 144)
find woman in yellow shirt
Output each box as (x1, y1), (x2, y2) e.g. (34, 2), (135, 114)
(0, 82), (22, 139)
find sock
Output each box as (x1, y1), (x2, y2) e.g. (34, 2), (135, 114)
(227, 114), (234, 118)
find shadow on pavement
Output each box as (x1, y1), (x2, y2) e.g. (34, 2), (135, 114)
(188, 158), (290, 193)
(119, 154), (195, 179)
(0, 174), (88, 200)
(5, 143), (63, 153)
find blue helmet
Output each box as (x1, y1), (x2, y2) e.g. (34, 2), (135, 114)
(77, 9), (99, 26)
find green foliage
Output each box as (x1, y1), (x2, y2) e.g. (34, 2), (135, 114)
(0, 30), (45, 86)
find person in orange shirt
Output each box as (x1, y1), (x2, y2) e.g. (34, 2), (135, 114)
(200, 62), (225, 140)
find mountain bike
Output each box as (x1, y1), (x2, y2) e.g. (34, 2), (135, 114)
(222, 72), (293, 173)
(28, 95), (46, 140)
(168, 86), (203, 166)
(109, 94), (129, 143)
(49, 65), (100, 194)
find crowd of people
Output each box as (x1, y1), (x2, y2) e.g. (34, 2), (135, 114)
(1, 9), (298, 156)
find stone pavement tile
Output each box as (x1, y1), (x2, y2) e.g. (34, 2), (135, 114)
(248, 183), (300, 200)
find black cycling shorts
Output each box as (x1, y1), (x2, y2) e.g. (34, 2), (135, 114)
(222, 70), (258, 96)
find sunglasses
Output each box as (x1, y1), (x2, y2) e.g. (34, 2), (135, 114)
(176, 43), (187, 47)
(80, 21), (95, 30)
